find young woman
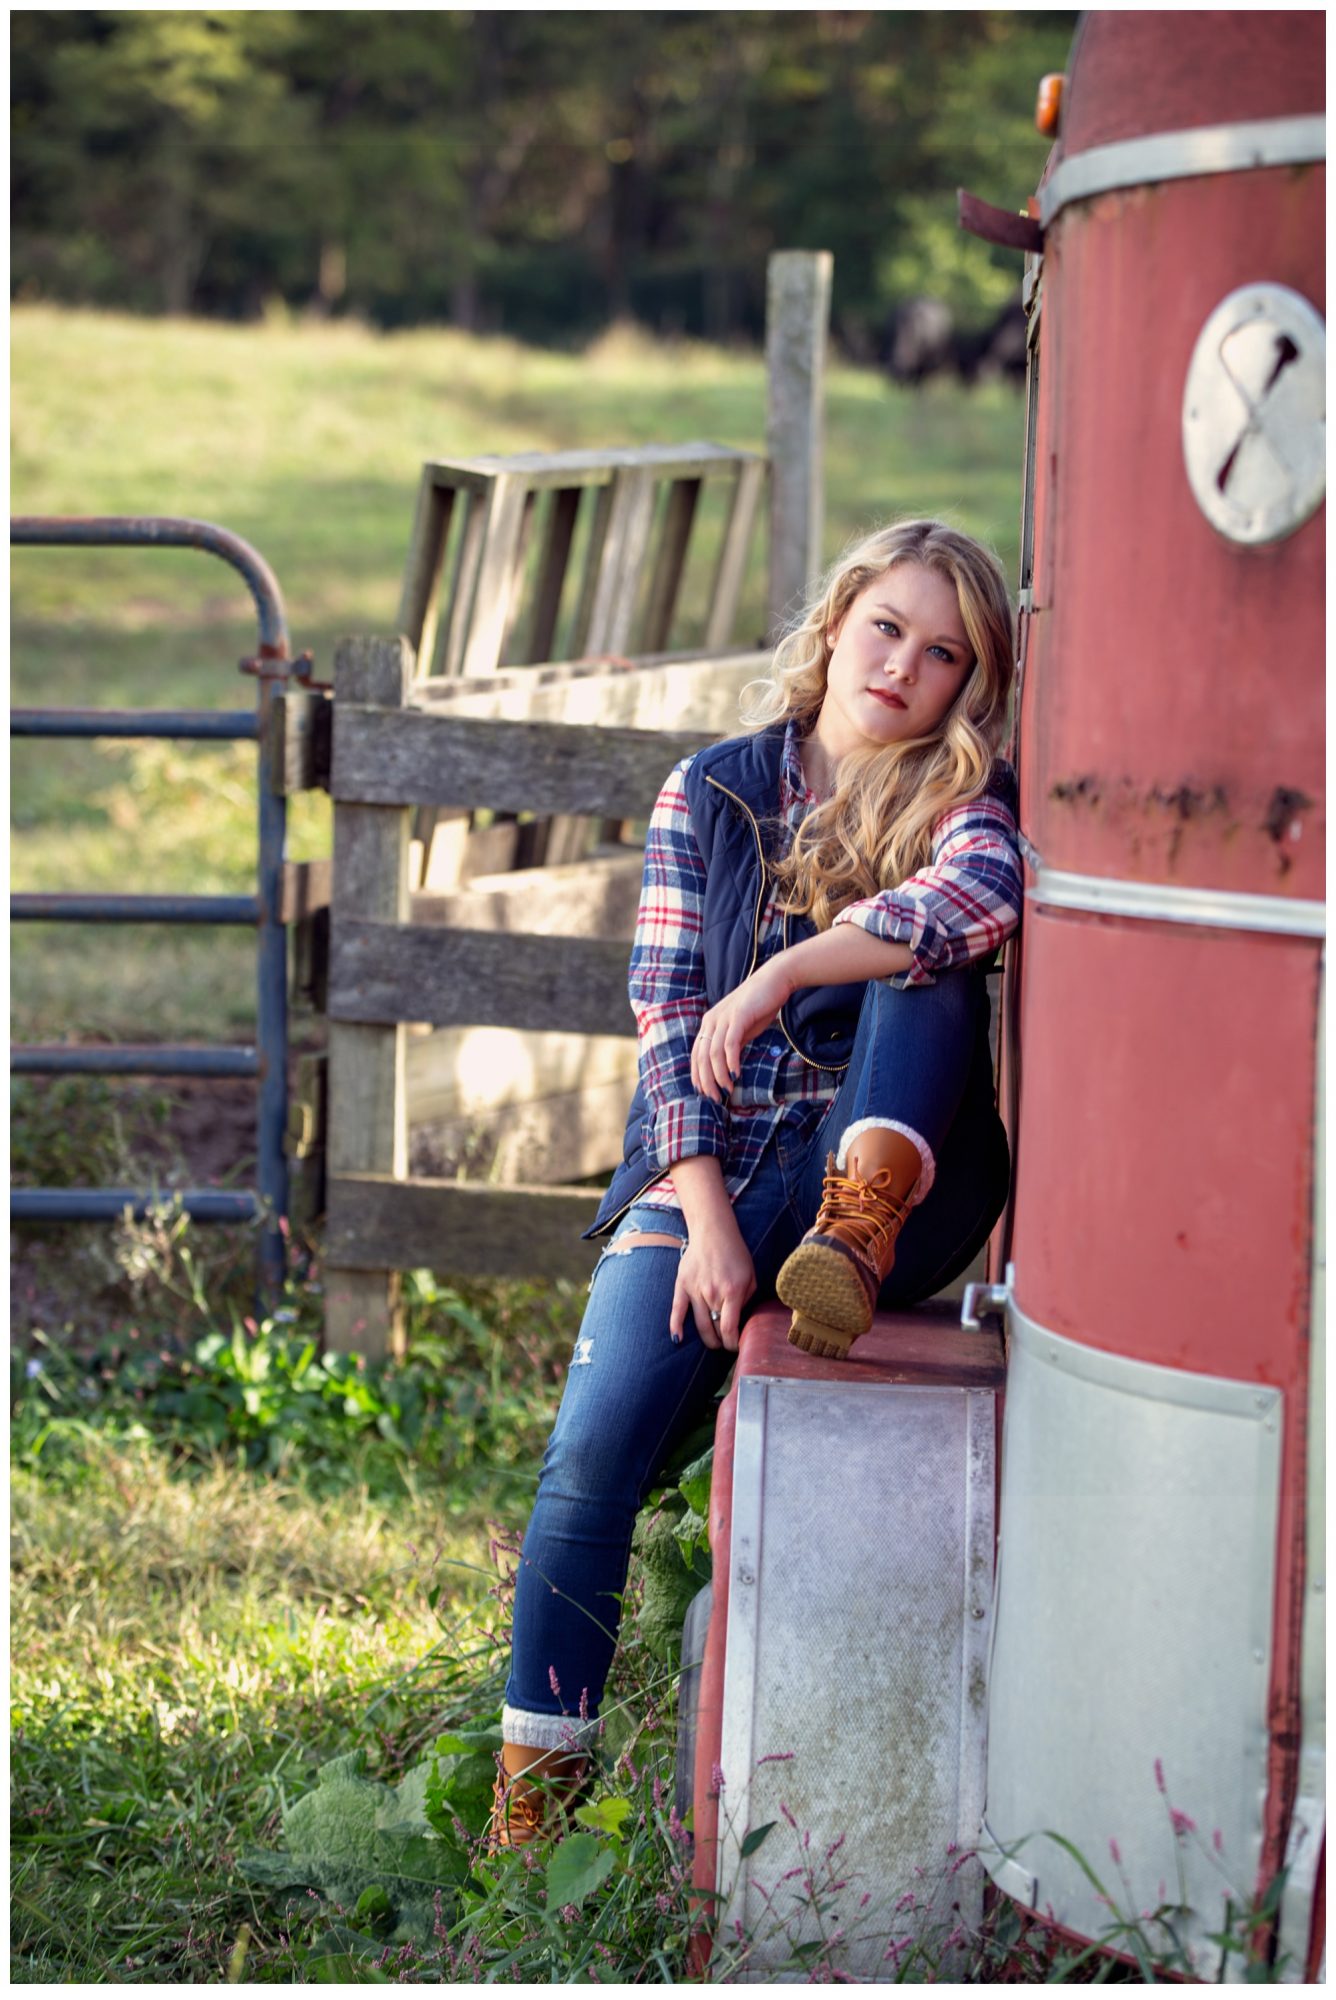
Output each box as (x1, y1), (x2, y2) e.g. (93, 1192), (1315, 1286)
(491, 518), (1021, 1843)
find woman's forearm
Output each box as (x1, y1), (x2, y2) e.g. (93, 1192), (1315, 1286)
(774, 924), (913, 995)
(669, 1152), (736, 1236)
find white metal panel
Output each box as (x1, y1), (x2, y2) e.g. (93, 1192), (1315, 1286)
(1278, 957), (1324, 1982)
(719, 1376), (994, 1981)
(981, 1306), (1283, 1979)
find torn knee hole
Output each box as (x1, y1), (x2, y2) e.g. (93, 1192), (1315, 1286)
(607, 1230), (683, 1256)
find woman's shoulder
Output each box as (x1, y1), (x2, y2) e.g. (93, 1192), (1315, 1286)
(679, 722), (788, 793)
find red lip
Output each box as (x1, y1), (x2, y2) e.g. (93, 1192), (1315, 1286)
(868, 687), (907, 709)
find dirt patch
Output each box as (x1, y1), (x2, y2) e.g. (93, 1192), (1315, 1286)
(11, 1069), (272, 1349)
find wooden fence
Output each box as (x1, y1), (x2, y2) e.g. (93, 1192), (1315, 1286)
(301, 250), (835, 1354)
(318, 635), (742, 1353)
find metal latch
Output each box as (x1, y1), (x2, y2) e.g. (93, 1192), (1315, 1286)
(960, 1265), (1013, 1333)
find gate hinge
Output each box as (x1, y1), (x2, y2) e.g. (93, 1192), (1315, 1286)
(240, 646), (329, 689)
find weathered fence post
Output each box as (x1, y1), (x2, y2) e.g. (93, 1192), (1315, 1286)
(765, 248), (833, 641)
(324, 635), (412, 1358)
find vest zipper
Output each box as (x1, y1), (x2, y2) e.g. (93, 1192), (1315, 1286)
(592, 775), (764, 1241)
(704, 775), (767, 980)
(586, 1167), (670, 1239)
(778, 906), (851, 1073)
(707, 774), (851, 1075)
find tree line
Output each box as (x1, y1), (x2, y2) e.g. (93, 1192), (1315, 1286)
(12, 10), (1075, 353)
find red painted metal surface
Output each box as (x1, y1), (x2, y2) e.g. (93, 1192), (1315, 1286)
(1022, 169), (1325, 900)
(1057, 10), (1323, 156)
(1010, 913), (1320, 1374)
(1012, 7), (1324, 1938)
(688, 1306), (1005, 1970)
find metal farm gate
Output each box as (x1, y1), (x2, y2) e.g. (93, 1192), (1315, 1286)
(10, 516), (320, 1291)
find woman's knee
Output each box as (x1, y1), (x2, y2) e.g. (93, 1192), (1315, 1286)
(862, 966), (981, 1034)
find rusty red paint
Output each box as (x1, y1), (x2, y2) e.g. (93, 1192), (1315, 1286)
(1056, 11), (1323, 158)
(1012, 9), (1324, 1939)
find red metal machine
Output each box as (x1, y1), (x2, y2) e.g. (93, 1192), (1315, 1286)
(690, 12), (1324, 1981)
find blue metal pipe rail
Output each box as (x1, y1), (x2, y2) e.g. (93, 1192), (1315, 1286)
(12, 1189), (259, 1224)
(14, 894), (261, 923)
(13, 1045), (260, 1078)
(10, 515), (309, 1291)
(13, 709), (259, 741)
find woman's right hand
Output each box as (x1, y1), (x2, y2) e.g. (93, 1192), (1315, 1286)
(670, 1212), (756, 1352)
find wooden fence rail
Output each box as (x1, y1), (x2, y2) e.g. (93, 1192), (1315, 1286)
(321, 635), (730, 1353)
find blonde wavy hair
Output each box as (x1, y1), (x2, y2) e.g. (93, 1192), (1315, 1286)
(740, 519), (1014, 931)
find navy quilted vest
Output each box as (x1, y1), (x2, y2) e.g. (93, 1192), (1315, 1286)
(585, 724), (867, 1237)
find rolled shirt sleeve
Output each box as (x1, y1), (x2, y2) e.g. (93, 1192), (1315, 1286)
(626, 756), (729, 1169)
(832, 790), (1022, 987)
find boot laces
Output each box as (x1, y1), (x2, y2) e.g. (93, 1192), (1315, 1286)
(490, 1774), (548, 1848)
(816, 1162), (913, 1258)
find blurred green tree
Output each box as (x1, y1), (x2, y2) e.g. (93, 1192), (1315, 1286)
(11, 9), (1076, 346)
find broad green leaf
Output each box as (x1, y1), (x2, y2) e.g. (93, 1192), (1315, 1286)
(677, 1446), (714, 1518)
(739, 1820), (776, 1859)
(574, 1796), (632, 1839)
(545, 1832), (616, 1909)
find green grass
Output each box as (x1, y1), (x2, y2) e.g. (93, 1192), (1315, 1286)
(11, 1236), (1286, 1984)
(10, 1430), (507, 1983)
(9, 1248), (581, 1984)
(11, 303), (1025, 1043)
(9, 307), (1028, 1982)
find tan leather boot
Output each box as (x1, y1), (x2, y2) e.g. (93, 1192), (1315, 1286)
(487, 1742), (589, 1851)
(777, 1129), (922, 1358)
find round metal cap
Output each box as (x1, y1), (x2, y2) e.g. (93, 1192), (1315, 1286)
(1182, 283), (1325, 547)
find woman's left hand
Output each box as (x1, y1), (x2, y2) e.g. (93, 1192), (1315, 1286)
(691, 958), (793, 1101)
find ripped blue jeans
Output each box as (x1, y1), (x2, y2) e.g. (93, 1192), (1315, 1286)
(502, 968), (1008, 1749)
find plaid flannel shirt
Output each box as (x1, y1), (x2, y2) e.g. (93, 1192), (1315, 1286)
(628, 719), (1021, 1212)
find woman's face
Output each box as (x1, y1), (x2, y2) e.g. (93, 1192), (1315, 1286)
(814, 561), (973, 765)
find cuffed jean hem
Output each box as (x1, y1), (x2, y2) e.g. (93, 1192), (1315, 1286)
(501, 1704), (601, 1753)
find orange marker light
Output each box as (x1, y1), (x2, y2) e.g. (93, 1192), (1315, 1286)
(1035, 73), (1064, 137)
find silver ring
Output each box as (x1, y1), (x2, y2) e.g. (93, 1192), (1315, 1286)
(709, 1309), (721, 1323)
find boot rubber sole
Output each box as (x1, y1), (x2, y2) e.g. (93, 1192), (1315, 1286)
(786, 1310), (856, 1360)
(775, 1238), (874, 1337)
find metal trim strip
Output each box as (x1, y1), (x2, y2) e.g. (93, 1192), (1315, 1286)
(1007, 1294), (1284, 1425)
(1278, 952), (1326, 1979)
(1028, 866), (1325, 938)
(1040, 115), (1326, 227)
(717, 1375), (768, 1902)
(957, 1392), (995, 1851)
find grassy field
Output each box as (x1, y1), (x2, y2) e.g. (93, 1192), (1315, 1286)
(11, 303), (1025, 1044)
(12, 306), (1031, 1984)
